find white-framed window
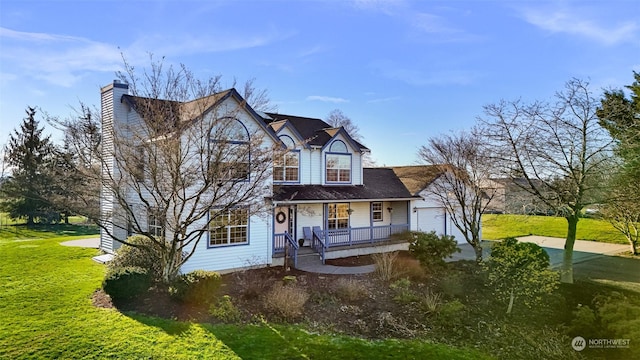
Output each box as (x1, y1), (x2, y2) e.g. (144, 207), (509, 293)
(328, 203), (349, 229)
(209, 208), (249, 246)
(326, 140), (351, 183)
(274, 151), (299, 182)
(148, 210), (164, 238)
(326, 154), (351, 182)
(372, 202), (383, 222)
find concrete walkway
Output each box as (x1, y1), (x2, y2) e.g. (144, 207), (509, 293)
(297, 261), (376, 275)
(60, 237), (99, 248)
(59, 237), (114, 263)
(295, 253), (376, 275)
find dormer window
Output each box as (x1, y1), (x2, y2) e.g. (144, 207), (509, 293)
(274, 135), (299, 182)
(326, 140), (351, 183)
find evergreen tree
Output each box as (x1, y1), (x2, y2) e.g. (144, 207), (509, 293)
(1, 107), (55, 225)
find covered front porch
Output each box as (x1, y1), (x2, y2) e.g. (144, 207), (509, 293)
(272, 200), (412, 266)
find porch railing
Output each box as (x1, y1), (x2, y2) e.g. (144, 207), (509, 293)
(275, 224), (410, 263)
(311, 226), (326, 264)
(323, 223), (409, 248)
(273, 231), (298, 267)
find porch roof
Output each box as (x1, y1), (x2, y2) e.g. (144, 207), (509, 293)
(273, 168), (419, 203)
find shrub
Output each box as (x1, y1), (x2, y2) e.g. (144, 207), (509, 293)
(372, 251), (401, 281)
(407, 231), (460, 272)
(107, 235), (165, 283)
(103, 266), (151, 301)
(390, 278), (419, 304)
(170, 270), (221, 305)
(483, 237), (558, 314)
(568, 304), (597, 337)
(209, 295), (241, 323)
(263, 284), (309, 321)
(438, 299), (465, 321)
(334, 278), (369, 302)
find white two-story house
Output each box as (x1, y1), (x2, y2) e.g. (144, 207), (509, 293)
(99, 80), (472, 273)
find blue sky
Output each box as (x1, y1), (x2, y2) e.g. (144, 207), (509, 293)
(1, 0), (638, 166)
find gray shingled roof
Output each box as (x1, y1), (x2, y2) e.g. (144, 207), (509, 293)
(264, 112), (369, 151)
(273, 168), (418, 203)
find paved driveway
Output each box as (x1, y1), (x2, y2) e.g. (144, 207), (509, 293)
(452, 236), (639, 284)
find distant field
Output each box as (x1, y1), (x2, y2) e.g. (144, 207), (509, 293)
(482, 214), (627, 244)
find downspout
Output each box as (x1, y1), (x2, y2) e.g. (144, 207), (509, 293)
(443, 209), (448, 236)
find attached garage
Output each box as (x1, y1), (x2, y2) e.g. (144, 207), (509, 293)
(414, 206), (466, 243)
(391, 166), (475, 245)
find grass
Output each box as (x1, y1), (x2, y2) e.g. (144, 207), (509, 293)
(482, 214), (628, 244)
(0, 225), (492, 359)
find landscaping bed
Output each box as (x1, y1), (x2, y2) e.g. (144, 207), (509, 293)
(94, 250), (640, 359)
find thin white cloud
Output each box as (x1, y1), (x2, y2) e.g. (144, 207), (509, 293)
(351, 0), (474, 42)
(0, 26), (288, 87)
(306, 95), (350, 103)
(297, 45), (327, 58)
(351, 0), (407, 15)
(519, 7), (638, 46)
(367, 96), (400, 103)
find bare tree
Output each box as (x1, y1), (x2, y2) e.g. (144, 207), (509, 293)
(601, 171), (640, 255)
(58, 56), (279, 283)
(326, 109), (362, 142)
(47, 103), (102, 223)
(325, 109), (376, 166)
(417, 127), (498, 262)
(481, 78), (614, 283)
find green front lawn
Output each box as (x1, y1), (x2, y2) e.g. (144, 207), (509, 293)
(482, 214), (627, 244)
(0, 226), (491, 359)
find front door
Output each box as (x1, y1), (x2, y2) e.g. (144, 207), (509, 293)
(274, 206), (296, 239)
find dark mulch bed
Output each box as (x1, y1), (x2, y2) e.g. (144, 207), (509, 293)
(325, 255), (375, 266)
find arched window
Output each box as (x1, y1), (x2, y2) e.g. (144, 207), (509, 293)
(209, 118), (250, 181)
(274, 135), (299, 182)
(329, 140), (348, 153)
(326, 140), (351, 183)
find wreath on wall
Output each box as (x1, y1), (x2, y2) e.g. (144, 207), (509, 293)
(276, 211), (287, 224)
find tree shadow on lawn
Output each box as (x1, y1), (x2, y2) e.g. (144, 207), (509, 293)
(2, 223), (99, 238)
(126, 312), (193, 335)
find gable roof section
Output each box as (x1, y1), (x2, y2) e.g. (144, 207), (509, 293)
(273, 168), (417, 203)
(264, 112), (369, 151)
(121, 88), (278, 141)
(391, 165), (447, 196)
(268, 119), (310, 149)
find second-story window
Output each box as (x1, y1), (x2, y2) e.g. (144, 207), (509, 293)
(274, 135), (299, 182)
(210, 118), (250, 181)
(326, 140), (351, 183)
(274, 152), (299, 182)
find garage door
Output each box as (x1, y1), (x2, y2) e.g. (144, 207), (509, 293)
(416, 207), (446, 235)
(416, 207), (466, 243)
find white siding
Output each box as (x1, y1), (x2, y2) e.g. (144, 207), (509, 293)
(181, 214), (272, 273)
(410, 195), (467, 244)
(100, 82), (129, 253)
